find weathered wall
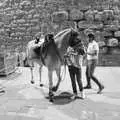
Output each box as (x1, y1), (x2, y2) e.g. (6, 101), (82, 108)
(0, 0), (120, 66)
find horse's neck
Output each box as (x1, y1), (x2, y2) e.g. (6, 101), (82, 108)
(55, 30), (70, 57)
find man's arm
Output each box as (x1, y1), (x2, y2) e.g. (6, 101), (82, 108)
(87, 50), (97, 56)
(87, 43), (99, 56)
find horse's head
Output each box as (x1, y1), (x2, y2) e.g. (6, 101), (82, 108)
(68, 29), (80, 47)
(55, 28), (80, 52)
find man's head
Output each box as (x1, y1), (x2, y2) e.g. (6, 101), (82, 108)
(70, 37), (81, 47)
(88, 33), (95, 42)
(35, 32), (42, 40)
(72, 39), (85, 55)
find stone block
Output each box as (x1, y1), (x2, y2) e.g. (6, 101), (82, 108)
(52, 11), (68, 23)
(20, 1), (31, 11)
(104, 25), (119, 31)
(114, 31), (120, 37)
(102, 10), (114, 21)
(107, 38), (118, 47)
(114, 15), (120, 22)
(98, 41), (106, 47)
(113, 6), (120, 15)
(70, 9), (84, 21)
(78, 21), (103, 30)
(102, 31), (113, 37)
(17, 19), (26, 24)
(94, 12), (103, 22)
(85, 10), (94, 22)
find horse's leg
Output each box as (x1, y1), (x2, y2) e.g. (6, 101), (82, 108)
(39, 65), (43, 87)
(30, 66), (34, 84)
(52, 67), (61, 92)
(48, 69), (54, 102)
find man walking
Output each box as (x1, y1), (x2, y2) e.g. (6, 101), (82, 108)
(65, 39), (86, 99)
(84, 33), (104, 94)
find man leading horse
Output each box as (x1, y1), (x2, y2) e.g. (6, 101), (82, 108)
(26, 28), (80, 102)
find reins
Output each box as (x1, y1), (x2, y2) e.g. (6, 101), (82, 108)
(55, 29), (75, 82)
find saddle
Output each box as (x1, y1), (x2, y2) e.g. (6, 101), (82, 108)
(33, 37), (63, 65)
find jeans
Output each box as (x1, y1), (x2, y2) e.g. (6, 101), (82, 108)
(86, 59), (102, 88)
(68, 65), (83, 94)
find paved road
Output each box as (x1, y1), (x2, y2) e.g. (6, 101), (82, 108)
(0, 66), (120, 120)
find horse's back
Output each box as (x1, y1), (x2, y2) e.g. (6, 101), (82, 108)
(26, 39), (44, 59)
(26, 28), (76, 67)
(28, 39), (44, 48)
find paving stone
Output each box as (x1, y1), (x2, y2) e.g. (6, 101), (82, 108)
(0, 115), (16, 120)
(1, 99), (26, 112)
(0, 67), (120, 120)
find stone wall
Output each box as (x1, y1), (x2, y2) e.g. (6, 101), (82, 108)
(0, 0), (120, 60)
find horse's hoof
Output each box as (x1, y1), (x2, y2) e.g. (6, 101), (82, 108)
(40, 84), (43, 87)
(31, 81), (35, 84)
(49, 98), (54, 102)
(52, 86), (57, 92)
(49, 92), (54, 102)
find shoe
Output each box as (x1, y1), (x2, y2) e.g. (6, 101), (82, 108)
(97, 85), (104, 94)
(84, 85), (92, 89)
(71, 93), (77, 100)
(80, 91), (85, 99)
(31, 80), (35, 84)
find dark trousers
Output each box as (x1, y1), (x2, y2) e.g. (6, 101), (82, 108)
(86, 59), (102, 88)
(68, 65), (83, 94)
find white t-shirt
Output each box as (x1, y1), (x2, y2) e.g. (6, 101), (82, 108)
(87, 40), (99, 60)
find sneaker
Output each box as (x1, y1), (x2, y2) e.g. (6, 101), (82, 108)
(71, 93), (77, 100)
(97, 85), (104, 94)
(31, 80), (35, 84)
(80, 91), (85, 99)
(84, 85), (92, 89)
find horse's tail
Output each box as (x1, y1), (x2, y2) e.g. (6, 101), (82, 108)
(61, 64), (67, 82)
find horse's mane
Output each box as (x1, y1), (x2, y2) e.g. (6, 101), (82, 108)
(54, 28), (71, 39)
(54, 28), (79, 46)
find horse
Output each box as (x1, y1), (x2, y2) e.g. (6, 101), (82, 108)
(26, 28), (79, 102)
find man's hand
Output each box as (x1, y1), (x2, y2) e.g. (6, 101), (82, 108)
(64, 54), (69, 58)
(87, 51), (97, 56)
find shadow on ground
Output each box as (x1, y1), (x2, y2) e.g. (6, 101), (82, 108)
(53, 92), (73, 105)
(45, 91), (85, 105)
(50, 92), (82, 105)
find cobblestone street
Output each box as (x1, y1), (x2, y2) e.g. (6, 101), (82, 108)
(0, 66), (120, 120)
